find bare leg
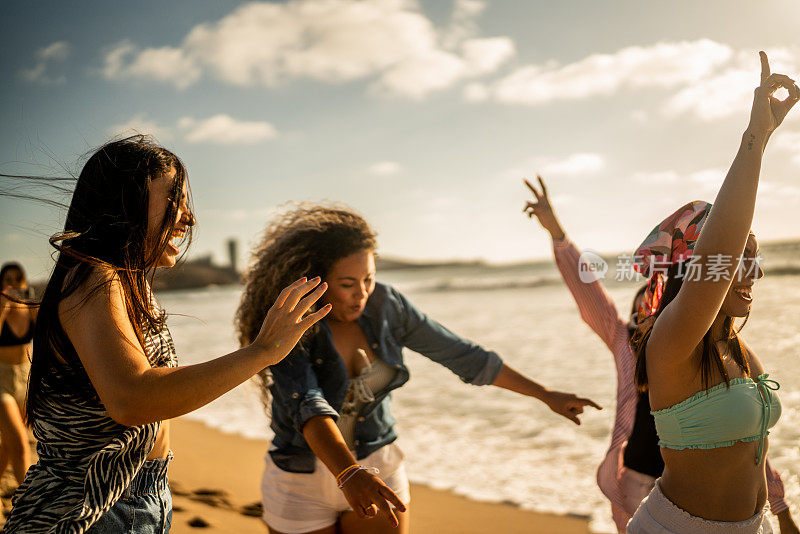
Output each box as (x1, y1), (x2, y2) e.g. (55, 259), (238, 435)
(266, 525), (337, 534)
(0, 394), (31, 484)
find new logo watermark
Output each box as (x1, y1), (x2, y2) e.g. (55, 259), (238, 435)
(578, 249), (608, 283)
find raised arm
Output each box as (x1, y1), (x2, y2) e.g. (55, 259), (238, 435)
(60, 272), (330, 426)
(524, 175), (626, 349)
(649, 52), (799, 363)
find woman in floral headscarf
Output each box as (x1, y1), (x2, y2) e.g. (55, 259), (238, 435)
(626, 52), (800, 533)
(523, 179), (796, 533)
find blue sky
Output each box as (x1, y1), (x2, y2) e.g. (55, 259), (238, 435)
(3, 0), (800, 279)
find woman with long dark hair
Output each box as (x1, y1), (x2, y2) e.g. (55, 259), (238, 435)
(0, 262), (37, 486)
(626, 53), (799, 533)
(523, 177), (797, 533)
(2, 135), (330, 533)
(236, 203), (601, 534)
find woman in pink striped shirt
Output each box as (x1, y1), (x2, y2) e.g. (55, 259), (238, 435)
(523, 176), (797, 533)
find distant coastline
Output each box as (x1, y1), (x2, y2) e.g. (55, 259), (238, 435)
(27, 238), (800, 294)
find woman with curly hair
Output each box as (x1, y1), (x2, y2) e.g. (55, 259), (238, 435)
(2, 135), (330, 533)
(236, 203), (601, 534)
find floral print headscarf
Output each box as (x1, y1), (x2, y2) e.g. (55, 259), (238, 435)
(632, 200), (712, 320)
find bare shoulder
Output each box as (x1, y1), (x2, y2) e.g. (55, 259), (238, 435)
(59, 266), (126, 329)
(738, 337), (766, 378)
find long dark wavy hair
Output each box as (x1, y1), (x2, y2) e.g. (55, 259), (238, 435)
(235, 203), (377, 410)
(11, 135), (193, 424)
(631, 262), (750, 393)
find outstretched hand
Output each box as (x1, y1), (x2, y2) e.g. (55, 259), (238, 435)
(340, 468), (406, 527)
(545, 390), (602, 425)
(252, 277), (331, 366)
(523, 175), (565, 240)
(748, 51), (800, 137)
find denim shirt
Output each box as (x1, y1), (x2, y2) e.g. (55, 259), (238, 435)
(268, 282), (504, 473)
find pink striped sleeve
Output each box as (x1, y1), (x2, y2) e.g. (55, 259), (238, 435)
(766, 457), (789, 515)
(553, 237), (627, 349)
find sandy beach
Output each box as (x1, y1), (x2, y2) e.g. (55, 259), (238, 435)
(167, 418), (594, 534)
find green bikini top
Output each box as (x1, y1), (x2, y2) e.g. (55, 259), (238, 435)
(651, 374), (781, 465)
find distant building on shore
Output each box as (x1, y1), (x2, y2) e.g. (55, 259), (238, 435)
(153, 238), (241, 291)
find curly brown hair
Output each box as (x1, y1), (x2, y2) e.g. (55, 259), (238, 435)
(235, 203), (377, 406)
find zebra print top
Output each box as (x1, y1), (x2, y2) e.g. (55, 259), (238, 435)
(4, 316), (177, 533)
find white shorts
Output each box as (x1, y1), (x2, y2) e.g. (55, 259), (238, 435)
(261, 442), (411, 534)
(627, 479), (772, 534)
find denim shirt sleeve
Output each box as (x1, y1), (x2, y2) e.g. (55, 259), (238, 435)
(269, 343), (339, 433)
(387, 285), (503, 385)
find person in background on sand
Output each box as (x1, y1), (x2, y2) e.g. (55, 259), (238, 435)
(235, 203), (602, 534)
(626, 52), (799, 533)
(0, 263), (37, 487)
(523, 176), (799, 533)
(2, 135), (331, 533)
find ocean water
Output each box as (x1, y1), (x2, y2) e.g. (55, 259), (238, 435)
(159, 262), (800, 533)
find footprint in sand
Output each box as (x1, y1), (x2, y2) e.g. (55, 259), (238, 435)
(188, 517), (210, 528)
(240, 502), (263, 517)
(190, 488), (231, 508)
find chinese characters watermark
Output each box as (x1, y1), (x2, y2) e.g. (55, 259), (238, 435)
(578, 252), (764, 283)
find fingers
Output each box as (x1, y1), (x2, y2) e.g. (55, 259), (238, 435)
(274, 277), (307, 308)
(292, 281), (328, 320)
(283, 277), (322, 312)
(788, 82), (800, 103)
(523, 178), (541, 199)
(537, 174), (548, 197)
(580, 398), (603, 410)
(760, 51), (770, 83)
(379, 485), (407, 513)
(565, 412), (581, 425)
(299, 303), (332, 329)
(374, 494), (399, 528)
(767, 73), (795, 89)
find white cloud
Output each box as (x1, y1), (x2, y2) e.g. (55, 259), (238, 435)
(661, 48), (800, 121)
(541, 153), (605, 176)
(367, 161), (402, 176)
(102, 40), (201, 89)
(631, 171), (679, 184)
(178, 114), (277, 144)
(108, 114), (277, 145)
(772, 130), (800, 165)
(38, 41), (71, 62)
(688, 168), (724, 185)
(760, 181), (800, 199)
(474, 40), (800, 122)
(108, 114), (171, 140)
(630, 168), (724, 190)
(100, 0), (514, 98)
(503, 152), (606, 181)
(483, 40), (732, 105)
(20, 41), (72, 84)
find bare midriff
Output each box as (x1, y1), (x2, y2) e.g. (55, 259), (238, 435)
(0, 344), (28, 366)
(659, 439), (767, 521)
(148, 419), (171, 459)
